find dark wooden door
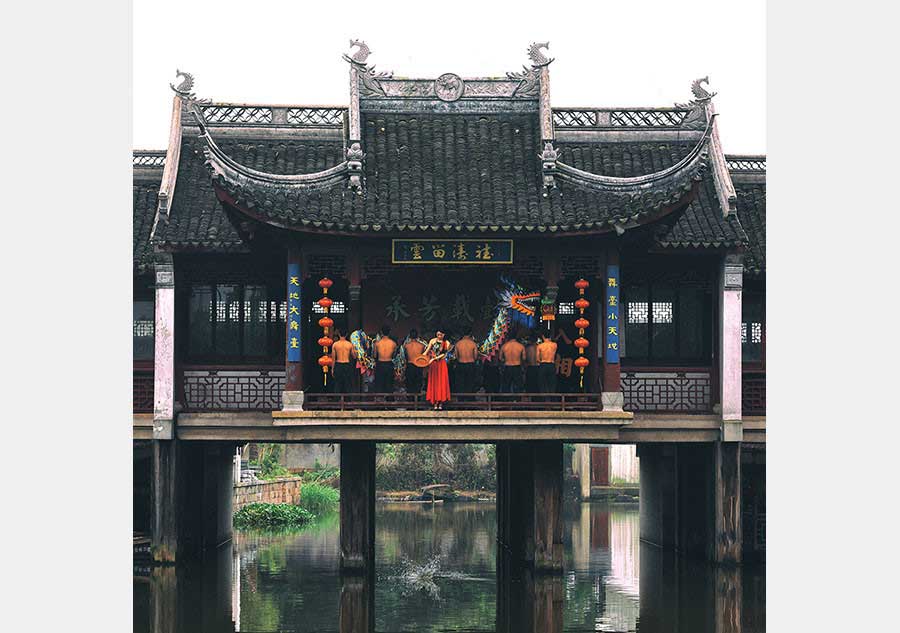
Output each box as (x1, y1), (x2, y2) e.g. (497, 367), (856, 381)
(591, 447), (609, 486)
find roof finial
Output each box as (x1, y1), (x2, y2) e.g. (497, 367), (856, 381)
(527, 42), (554, 67)
(677, 76), (716, 130)
(169, 69), (196, 99)
(343, 39), (372, 65)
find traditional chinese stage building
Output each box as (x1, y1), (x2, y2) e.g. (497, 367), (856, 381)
(133, 41), (765, 579)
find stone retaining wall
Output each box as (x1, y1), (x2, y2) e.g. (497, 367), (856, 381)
(233, 477), (303, 511)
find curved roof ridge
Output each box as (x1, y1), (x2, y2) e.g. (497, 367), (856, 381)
(554, 116), (713, 192)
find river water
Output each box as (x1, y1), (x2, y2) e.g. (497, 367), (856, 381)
(134, 501), (764, 632)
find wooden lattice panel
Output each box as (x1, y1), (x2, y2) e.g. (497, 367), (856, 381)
(133, 369), (154, 413)
(622, 370), (712, 412)
(285, 108), (345, 126)
(742, 371), (766, 415)
(183, 368), (285, 411)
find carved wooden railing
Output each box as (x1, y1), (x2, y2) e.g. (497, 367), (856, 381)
(184, 103), (347, 128)
(552, 107), (689, 129)
(133, 150), (166, 168)
(133, 367), (154, 413)
(181, 365), (285, 411)
(726, 155), (766, 172)
(621, 367), (713, 413)
(304, 392), (603, 412)
(742, 370), (766, 416)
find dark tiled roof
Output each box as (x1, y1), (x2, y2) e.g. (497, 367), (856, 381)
(734, 182), (765, 275)
(556, 140), (748, 250)
(133, 178), (160, 274)
(205, 112), (706, 234)
(152, 133), (345, 249)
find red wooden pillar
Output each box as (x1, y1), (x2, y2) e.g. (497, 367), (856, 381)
(283, 242), (304, 410)
(602, 248), (623, 410)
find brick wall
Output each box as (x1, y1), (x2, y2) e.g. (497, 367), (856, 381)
(233, 477), (304, 511)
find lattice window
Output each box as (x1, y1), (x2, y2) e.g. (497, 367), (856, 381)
(285, 108), (345, 126)
(751, 322), (762, 344)
(652, 301), (673, 324)
(558, 302), (575, 315)
(628, 302), (648, 324)
(201, 105), (273, 124)
(133, 321), (154, 337)
(552, 110), (598, 128)
(311, 301), (347, 314)
(610, 110), (686, 127)
(741, 323), (748, 344)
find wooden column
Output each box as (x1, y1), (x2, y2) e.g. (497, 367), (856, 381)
(719, 253), (743, 440)
(714, 441), (742, 564)
(340, 441), (376, 572)
(347, 251), (362, 332)
(283, 243), (304, 411)
(602, 248), (624, 410)
(153, 254), (175, 440)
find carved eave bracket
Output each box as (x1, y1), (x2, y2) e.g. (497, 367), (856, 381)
(540, 142), (559, 193)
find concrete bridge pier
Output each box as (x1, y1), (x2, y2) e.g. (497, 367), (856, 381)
(638, 442), (742, 564)
(151, 440), (235, 564)
(339, 441), (376, 573)
(496, 440), (564, 574)
(339, 570), (375, 633)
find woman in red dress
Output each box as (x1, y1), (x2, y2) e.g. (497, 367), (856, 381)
(425, 330), (451, 410)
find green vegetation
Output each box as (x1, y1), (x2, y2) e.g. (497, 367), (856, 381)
(300, 461), (340, 483)
(252, 444), (292, 480)
(376, 443), (495, 491)
(298, 482), (340, 516)
(233, 503), (315, 529)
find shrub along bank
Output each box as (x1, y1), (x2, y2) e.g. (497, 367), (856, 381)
(376, 444), (496, 492)
(233, 482), (340, 530)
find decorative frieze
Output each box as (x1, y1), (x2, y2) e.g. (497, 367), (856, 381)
(183, 368), (286, 411)
(622, 370), (712, 412)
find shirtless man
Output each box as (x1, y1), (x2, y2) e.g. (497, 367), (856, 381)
(403, 328), (426, 394)
(499, 334), (526, 393)
(453, 327), (480, 395)
(524, 334), (540, 393)
(331, 329), (357, 393)
(536, 333), (559, 393)
(374, 325), (398, 393)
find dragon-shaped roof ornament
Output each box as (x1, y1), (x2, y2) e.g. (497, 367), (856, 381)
(170, 69), (196, 100)
(677, 76), (717, 130)
(527, 42), (554, 67)
(343, 39), (394, 98)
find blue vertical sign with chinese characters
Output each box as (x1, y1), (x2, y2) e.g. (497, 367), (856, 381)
(605, 265), (620, 363)
(287, 264), (302, 362)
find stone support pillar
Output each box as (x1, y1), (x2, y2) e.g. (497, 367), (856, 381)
(576, 443), (591, 501)
(283, 243), (304, 411)
(151, 441), (235, 564)
(340, 441), (376, 572)
(719, 254), (743, 440)
(496, 441), (563, 574)
(602, 249), (624, 411)
(153, 254), (175, 440)
(339, 571), (375, 633)
(714, 441), (742, 564)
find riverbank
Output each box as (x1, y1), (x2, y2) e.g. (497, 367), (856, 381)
(376, 490), (496, 502)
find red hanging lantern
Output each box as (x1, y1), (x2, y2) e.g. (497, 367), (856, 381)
(574, 279), (592, 390)
(574, 317), (590, 330)
(318, 277), (334, 386)
(574, 356), (590, 369)
(574, 337), (590, 350)
(575, 298), (590, 312)
(575, 278), (590, 293)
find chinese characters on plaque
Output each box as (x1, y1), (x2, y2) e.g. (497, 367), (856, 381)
(391, 239), (513, 265)
(605, 265), (620, 364)
(287, 263), (301, 362)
